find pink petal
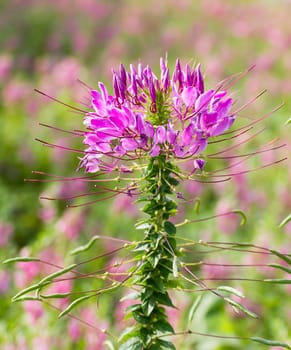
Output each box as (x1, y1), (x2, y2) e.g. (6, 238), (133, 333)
(181, 86), (198, 107)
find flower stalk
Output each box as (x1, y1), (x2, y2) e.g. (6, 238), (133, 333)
(120, 155), (179, 349)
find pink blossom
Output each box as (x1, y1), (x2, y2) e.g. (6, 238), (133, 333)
(56, 208), (85, 240)
(0, 221), (14, 247)
(215, 199), (239, 235)
(0, 55), (12, 81)
(111, 194), (138, 218)
(23, 300), (44, 324)
(0, 271), (10, 294)
(68, 318), (82, 342)
(2, 80), (31, 105)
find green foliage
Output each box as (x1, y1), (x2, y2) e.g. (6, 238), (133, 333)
(120, 155), (178, 349)
(1, 1), (291, 349)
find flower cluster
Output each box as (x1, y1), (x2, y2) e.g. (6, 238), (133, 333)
(80, 58), (235, 174)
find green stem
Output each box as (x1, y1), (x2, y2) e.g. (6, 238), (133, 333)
(121, 156), (179, 350)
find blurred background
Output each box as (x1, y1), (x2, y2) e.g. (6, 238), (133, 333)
(0, 0), (290, 349)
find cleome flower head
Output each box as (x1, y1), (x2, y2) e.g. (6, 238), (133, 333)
(79, 58), (235, 174)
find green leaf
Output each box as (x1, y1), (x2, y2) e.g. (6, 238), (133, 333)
(135, 222), (151, 230)
(168, 176), (179, 186)
(58, 294), (95, 318)
(251, 337), (291, 349)
(125, 304), (141, 313)
(143, 201), (159, 215)
(142, 298), (156, 316)
(270, 249), (291, 265)
(155, 292), (175, 308)
(3, 257), (40, 264)
(132, 310), (149, 324)
(103, 340), (116, 350)
(225, 297), (258, 318)
(217, 286), (245, 298)
(164, 221), (176, 235)
(120, 292), (140, 302)
(148, 253), (161, 268)
(165, 279), (183, 289)
(279, 213), (291, 228)
(119, 337), (143, 350)
(150, 339), (176, 350)
(38, 264), (77, 286)
(154, 320), (174, 334)
(118, 326), (139, 343)
(188, 294), (203, 322)
(151, 277), (165, 293)
(70, 236), (99, 255)
(133, 242), (150, 252)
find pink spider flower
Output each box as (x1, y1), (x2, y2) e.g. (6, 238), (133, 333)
(79, 58), (235, 175)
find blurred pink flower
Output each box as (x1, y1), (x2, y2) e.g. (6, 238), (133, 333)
(110, 194), (138, 218)
(227, 294), (261, 319)
(2, 80), (31, 105)
(107, 257), (132, 282)
(39, 204), (56, 224)
(0, 55), (12, 81)
(23, 300), (44, 324)
(114, 293), (136, 330)
(46, 278), (72, 309)
(80, 307), (108, 350)
(31, 335), (51, 350)
(202, 257), (232, 281)
(68, 318), (82, 342)
(0, 221), (14, 247)
(56, 208), (85, 240)
(15, 248), (40, 288)
(215, 198), (239, 235)
(0, 271), (10, 294)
